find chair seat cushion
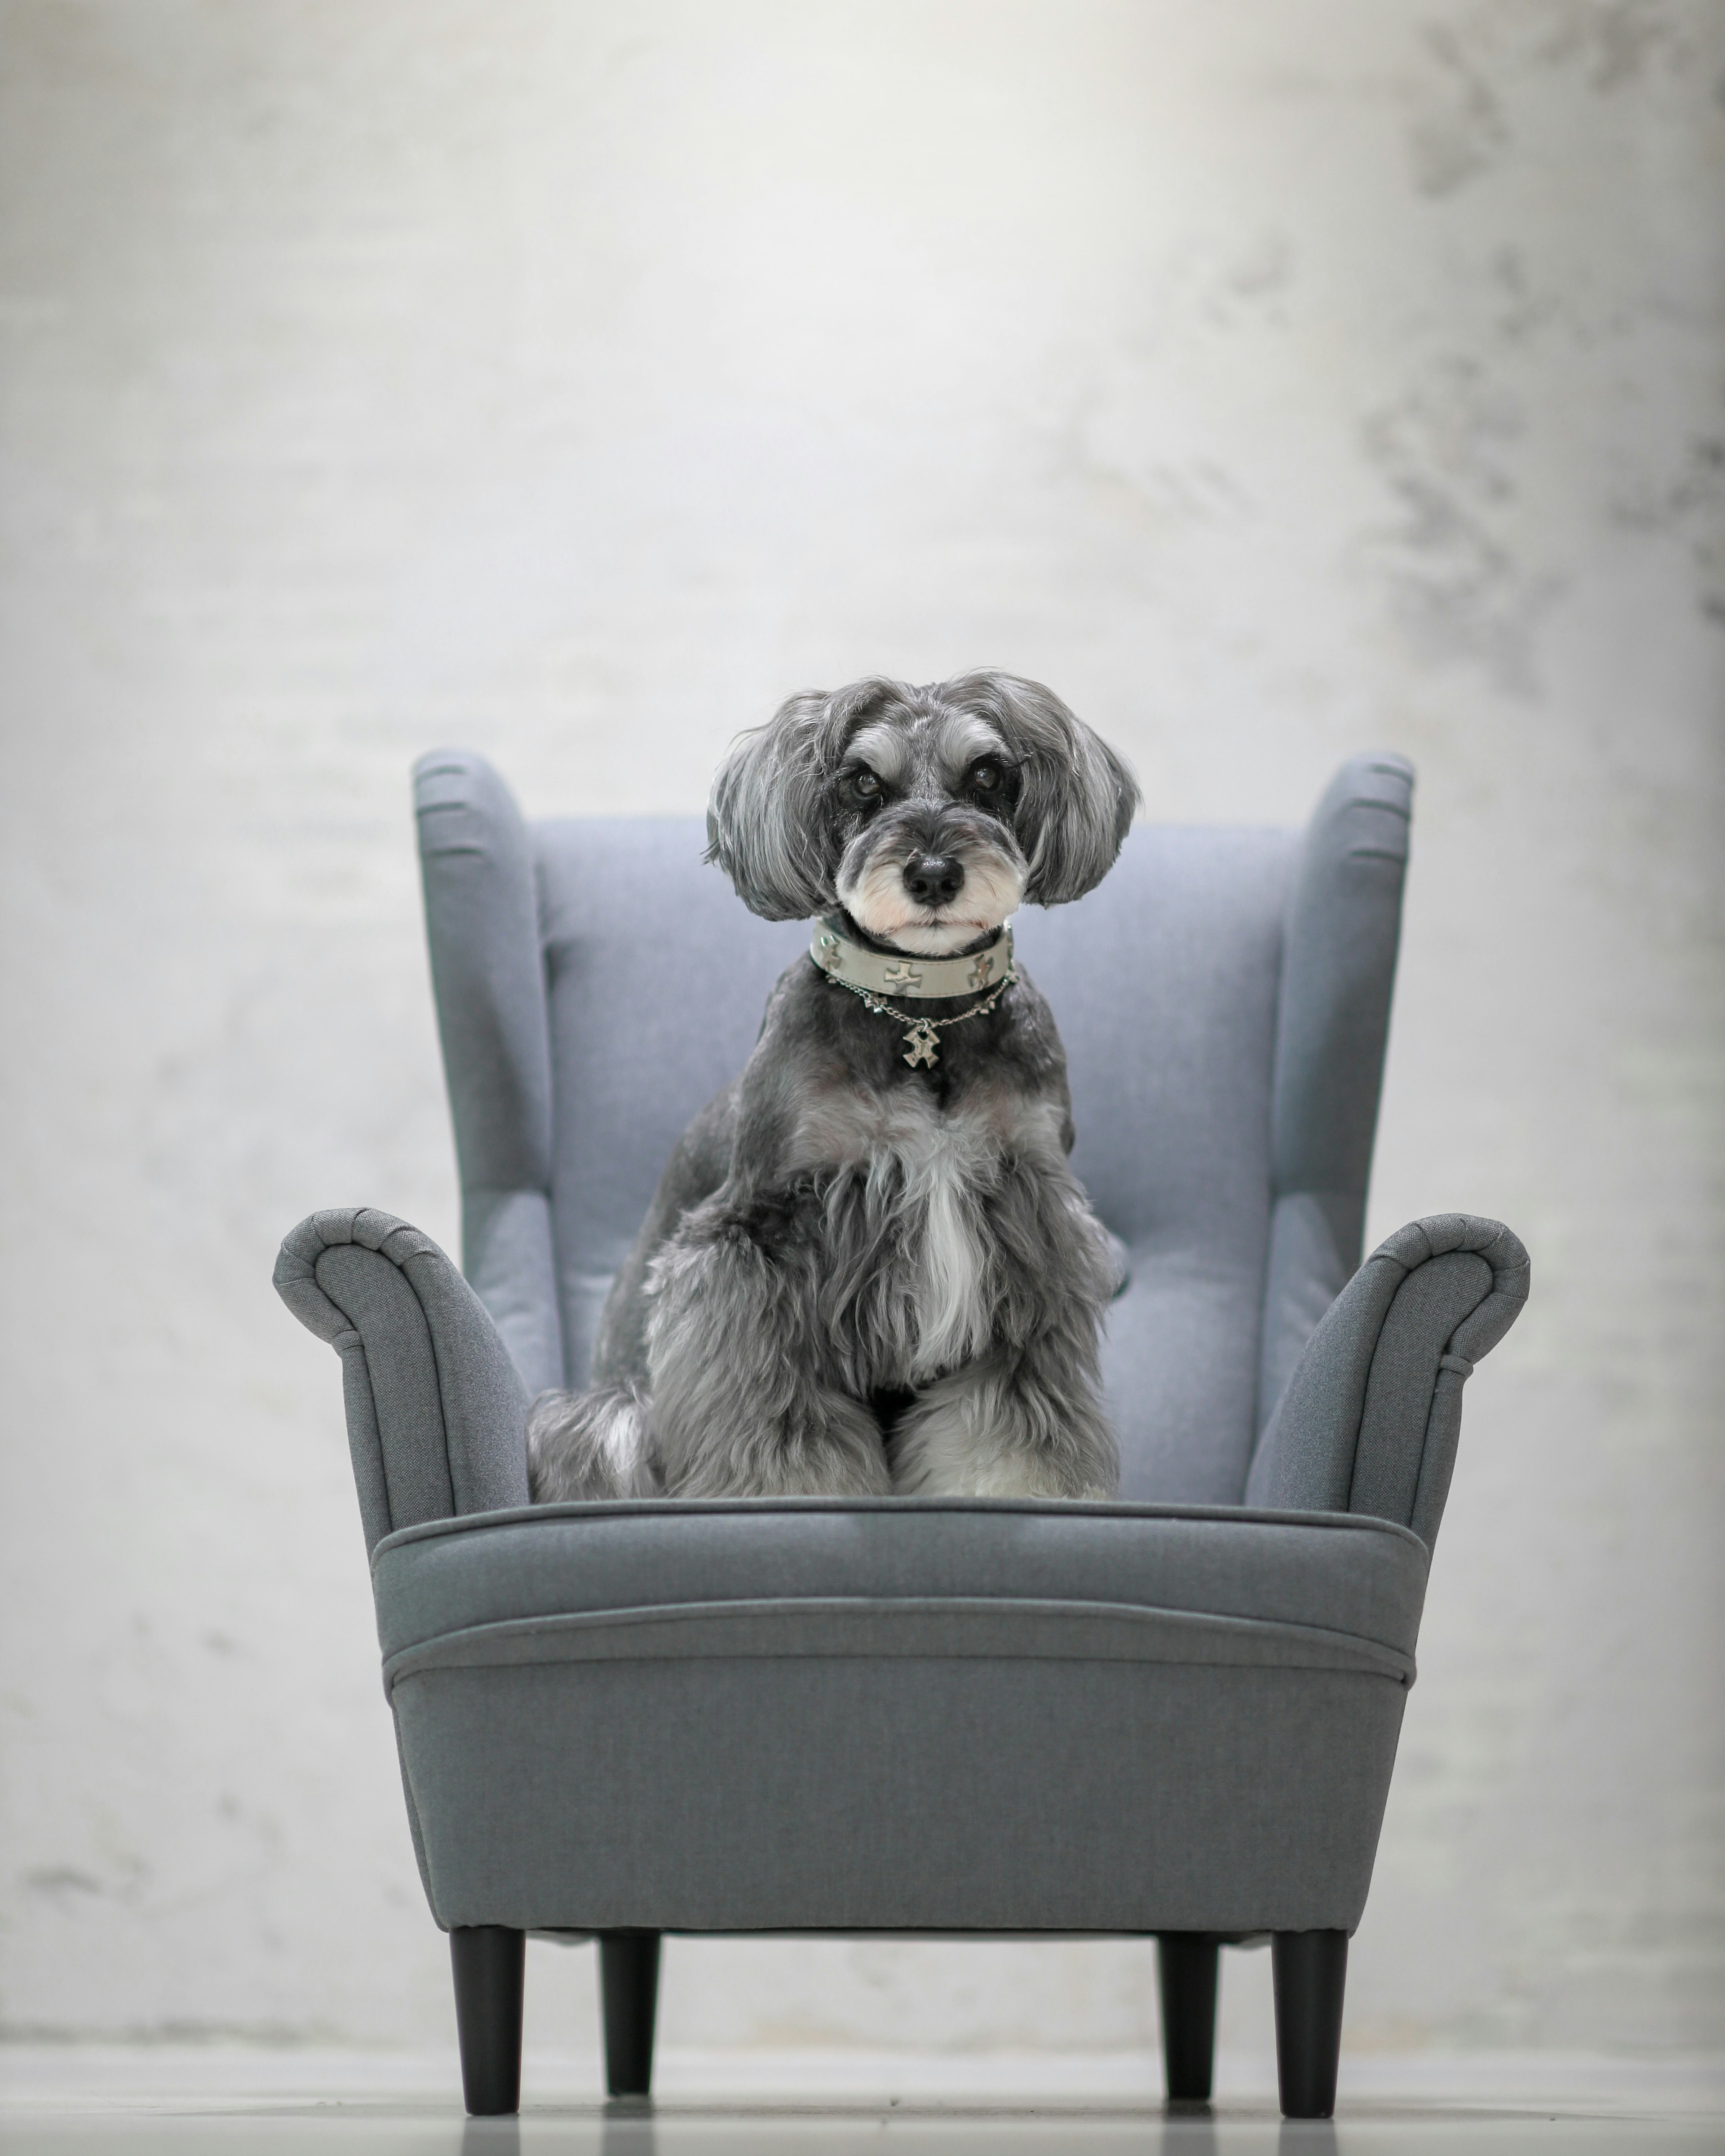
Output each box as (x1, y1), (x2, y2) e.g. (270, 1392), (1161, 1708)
(373, 1498), (1428, 1689)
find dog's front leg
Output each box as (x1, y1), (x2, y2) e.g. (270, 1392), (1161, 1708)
(890, 1168), (1120, 1500)
(889, 1338), (1119, 1500)
(646, 1195), (891, 1498)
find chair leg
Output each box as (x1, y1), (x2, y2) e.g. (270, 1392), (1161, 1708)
(450, 1925), (525, 2116)
(1155, 1933), (1219, 2102)
(598, 1931), (662, 2098)
(1271, 1929), (1348, 2119)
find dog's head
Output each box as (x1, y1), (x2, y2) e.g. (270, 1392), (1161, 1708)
(706, 672), (1140, 955)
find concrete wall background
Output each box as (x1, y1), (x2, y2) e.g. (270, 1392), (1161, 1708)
(1, 0), (1720, 2060)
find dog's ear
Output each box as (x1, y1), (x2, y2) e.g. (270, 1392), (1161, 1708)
(707, 685), (900, 919)
(941, 672), (1140, 905)
(705, 692), (832, 918)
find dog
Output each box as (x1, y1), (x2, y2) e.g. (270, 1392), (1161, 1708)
(526, 670), (1140, 1502)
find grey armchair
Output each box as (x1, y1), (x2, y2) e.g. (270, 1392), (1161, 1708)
(274, 750), (1528, 2120)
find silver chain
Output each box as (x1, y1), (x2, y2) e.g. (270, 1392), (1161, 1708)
(826, 966), (1018, 1068)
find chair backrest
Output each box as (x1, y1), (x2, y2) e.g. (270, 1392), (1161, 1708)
(414, 751), (1411, 1503)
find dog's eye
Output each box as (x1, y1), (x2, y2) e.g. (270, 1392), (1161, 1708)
(849, 769), (883, 804)
(970, 760), (1003, 792)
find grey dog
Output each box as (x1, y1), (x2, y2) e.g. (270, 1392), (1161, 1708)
(526, 670), (1140, 1502)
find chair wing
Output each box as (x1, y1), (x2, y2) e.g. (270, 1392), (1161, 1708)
(1258, 755), (1414, 1436)
(415, 753), (563, 1398)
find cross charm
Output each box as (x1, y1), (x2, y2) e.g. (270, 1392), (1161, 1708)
(881, 959), (924, 991)
(902, 1020), (940, 1068)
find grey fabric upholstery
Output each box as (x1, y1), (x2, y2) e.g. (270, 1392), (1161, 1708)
(393, 1653), (1408, 1934)
(274, 749), (1530, 1950)
(1247, 1214), (1531, 1549)
(415, 756), (566, 1400)
(530, 813), (809, 1396)
(1014, 830), (1288, 1501)
(374, 1505), (1425, 1932)
(1257, 757), (1414, 1435)
(373, 1500), (1427, 1659)
(275, 1206), (530, 1551)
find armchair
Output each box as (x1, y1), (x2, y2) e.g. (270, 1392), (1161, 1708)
(274, 751), (1527, 2118)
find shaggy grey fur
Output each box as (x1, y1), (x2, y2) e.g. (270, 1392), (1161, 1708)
(527, 671), (1140, 1502)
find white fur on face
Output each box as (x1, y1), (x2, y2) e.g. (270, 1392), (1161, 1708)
(836, 841), (1026, 955)
(937, 714), (1010, 774)
(844, 720), (913, 787)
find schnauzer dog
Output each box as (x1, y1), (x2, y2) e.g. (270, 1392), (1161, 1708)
(527, 670), (1139, 1502)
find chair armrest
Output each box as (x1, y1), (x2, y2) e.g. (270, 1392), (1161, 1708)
(1245, 1214), (1529, 1549)
(274, 1207), (531, 1554)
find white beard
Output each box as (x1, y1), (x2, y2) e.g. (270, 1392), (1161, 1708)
(837, 853), (1026, 956)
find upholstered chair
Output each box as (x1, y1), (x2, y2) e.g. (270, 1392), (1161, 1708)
(274, 750), (1527, 2119)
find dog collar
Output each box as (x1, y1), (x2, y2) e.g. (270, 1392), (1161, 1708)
(809, 919), (1014, 1000)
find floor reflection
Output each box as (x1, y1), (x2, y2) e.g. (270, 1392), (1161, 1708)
(599, 2099), (659, 2155)
(460, 2117), (522, 2156)
(1276, 2122), (1338, 2156)
(451, 2099), (1336, 2153)
(1160, 2102), (1217, 2152)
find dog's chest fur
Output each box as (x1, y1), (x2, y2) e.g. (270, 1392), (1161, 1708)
(784, 1077), (1066, 1384)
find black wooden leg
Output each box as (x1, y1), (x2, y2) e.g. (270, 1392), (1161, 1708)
(598, 1931), (661, 2098)
(450, 1925), (525, 2116)
(1156, 1933), (1219, 2102)
(1271, 1930), (1348, 2120)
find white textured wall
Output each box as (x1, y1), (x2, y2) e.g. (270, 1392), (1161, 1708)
(2, 0), (1721, 2062)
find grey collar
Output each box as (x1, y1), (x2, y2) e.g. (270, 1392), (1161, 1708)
(810, 918), (1014, 1000)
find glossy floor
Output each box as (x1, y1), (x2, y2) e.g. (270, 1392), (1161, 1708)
(2, 2052), (1721, 2156)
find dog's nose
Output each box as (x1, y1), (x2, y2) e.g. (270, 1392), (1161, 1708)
(903, 854), (965, 907)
